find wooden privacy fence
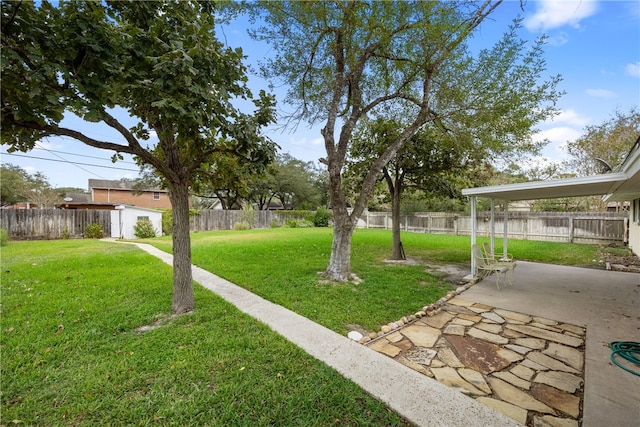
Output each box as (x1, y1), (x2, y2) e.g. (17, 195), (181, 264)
(1, 209), (112, 240)
(2, 208), (628, 244)
(189, 209), (309, 231)
(360, 211), (629, 244)
(0, 209), (310, 239)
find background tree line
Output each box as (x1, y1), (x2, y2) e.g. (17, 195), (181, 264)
(0, 163), (83, 208)
(3, 104), (637, 215)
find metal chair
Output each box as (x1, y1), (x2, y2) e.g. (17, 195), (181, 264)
(482, 241), (513, 263)
(472, 244), (515, 290)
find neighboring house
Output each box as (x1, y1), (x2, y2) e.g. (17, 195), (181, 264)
(89, 179), (172, 210)
(58, 179), (192, 210)
(5, 202), (36, 209)
(463, 135), (640, 260)
(58, 192), (115, 210)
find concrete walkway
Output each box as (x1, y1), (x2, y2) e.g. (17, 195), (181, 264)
(125, 241), (518, 427)
(462, 261), (640, 427)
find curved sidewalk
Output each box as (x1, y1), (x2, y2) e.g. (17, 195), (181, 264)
(126, 241), (519, 427)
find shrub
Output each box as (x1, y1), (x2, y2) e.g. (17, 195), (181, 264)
(163, 209), (200, 235)
(285, 219), (313, 228)
(238, 204), (256, 229)
(84, 223), (105, 239)
(233, 221), (251, 230)
(270, 220), (281, 228)
(134, 218), (158, 239)
(161, 209), (172, 235)
(313, 207), (332, 227)
(61, 227), (70, 239)
(0, 228), (9, 246)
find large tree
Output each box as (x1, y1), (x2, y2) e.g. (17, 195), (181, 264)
(348, 13), (561, 259)
(0, 164), (60, 208)
(269, 153), (322, 210)
(2, 1), (275, 313)
(564, 107), (640, 176)
(0, 164), (31, 207)
(247, 1), (561, 281)
(349, 120), (467, 260)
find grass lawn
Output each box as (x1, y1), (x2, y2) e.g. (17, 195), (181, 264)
(1, 239), (410, 426)
(147, 228), (455, 334)
(142, 228), (602, 334)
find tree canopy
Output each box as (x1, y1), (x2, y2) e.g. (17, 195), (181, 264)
(2, 0), (275, 313)
(247, 1), (562, 281)
(564, 107), (640, 176)
(0, 164), (59, 208)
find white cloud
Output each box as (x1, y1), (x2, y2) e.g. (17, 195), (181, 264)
(535, 126), (582, 145)
(626, 62), (640, 77)
(287, 136), (324, 147)
(547, 32), (569, 46)
(534, 126), (584, 163)
(22, 165), (37, 173)
(525, 0), (598, 32)
(550, 109), (590, 126)
(585, 88), (617, 99)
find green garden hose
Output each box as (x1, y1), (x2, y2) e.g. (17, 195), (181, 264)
(609, 341), (640, 377)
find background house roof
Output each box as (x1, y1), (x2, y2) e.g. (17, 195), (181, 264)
(64, 192), (92, 203)
(88, 179), (167, 192)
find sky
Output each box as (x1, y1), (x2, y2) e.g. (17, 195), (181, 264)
(1, 0), (639, 190)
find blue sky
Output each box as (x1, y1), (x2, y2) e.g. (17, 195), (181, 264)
(2, 0), (639, 189)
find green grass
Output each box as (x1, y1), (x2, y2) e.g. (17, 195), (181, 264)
(1, 240), (410, 426)
(142, 228), (602, 334)
(147, 228), (454, 333)
(397, 232), (601, 266)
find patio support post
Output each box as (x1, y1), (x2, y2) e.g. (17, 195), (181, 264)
(503, 202), (509, 257)
(490, 198), (496, 255)
(470, 196), (477, 274)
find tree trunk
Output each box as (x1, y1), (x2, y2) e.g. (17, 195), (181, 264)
(323, 212), (356, 282)
(169, 181), (195, 314)
(390, 183), (405, 260)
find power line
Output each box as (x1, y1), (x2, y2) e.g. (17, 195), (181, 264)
(34, 142), (107, 179)
(1, 152), (140, 172)
(33, 147), (138, 165)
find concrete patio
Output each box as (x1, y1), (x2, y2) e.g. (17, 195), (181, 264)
(461, 261), (639, 427)
(366, 260), (639, 426)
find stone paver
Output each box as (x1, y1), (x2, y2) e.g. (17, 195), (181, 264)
(365, 299), (586, 426)
(478, 397), (529, 425)
(533, 371), (583, 393)
(401, 324), (442, 347)
(531, 383), (581, 418)
(432, 366), (487, 396)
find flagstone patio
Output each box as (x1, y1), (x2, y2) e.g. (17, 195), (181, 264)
(366, 298), (585, 426)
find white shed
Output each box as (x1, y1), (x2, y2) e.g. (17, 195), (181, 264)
(110, 205), (162, 239)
